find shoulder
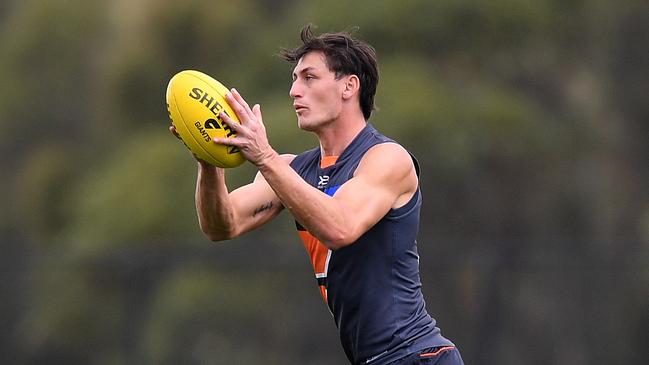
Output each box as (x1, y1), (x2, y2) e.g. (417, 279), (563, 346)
(356, 142), (415, 178)
(289, 146), (320, 170)
(253, 153), (296, 183)
(279, 153), (296, 164)
(352, 142), (418, 209)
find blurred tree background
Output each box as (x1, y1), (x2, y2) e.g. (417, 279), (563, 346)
(1, 0), (648, 364)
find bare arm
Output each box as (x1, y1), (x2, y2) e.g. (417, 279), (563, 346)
(212, 89), (417, 249)
(256, 143), (417, 249)
(195, 161), (235, 240)
(171, 125), (293, 241)
(195, 154), (295, 241)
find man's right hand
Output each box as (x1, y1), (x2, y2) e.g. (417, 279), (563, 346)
(169, 125), (214, 167)
(169, 125), (181, 140)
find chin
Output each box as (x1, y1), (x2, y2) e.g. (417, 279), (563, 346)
(297, 115), (335, 132)
(297, 117), (317, 132)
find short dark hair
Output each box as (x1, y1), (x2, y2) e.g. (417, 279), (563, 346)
(280, 24), (379, 120)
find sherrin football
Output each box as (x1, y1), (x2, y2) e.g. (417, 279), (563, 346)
(166, 70), (245, 168)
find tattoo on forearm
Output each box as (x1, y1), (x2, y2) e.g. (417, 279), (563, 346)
(252, 202), (273, 217)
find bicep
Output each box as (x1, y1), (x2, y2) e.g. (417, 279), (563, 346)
(330, 175), (396, 233)
(331, 144), (416, 237)
(228, 154), (295, 235)
(229, 176), (283, 234)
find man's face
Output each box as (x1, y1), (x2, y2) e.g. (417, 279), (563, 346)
(290, 51), (347, 131)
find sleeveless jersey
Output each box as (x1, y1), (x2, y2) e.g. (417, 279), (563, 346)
(289, 124), (453, 364)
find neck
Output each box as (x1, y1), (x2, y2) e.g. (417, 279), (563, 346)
(315, 114), (367, 157)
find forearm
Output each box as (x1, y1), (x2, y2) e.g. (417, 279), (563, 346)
(195, 162), (238, 241)
(257, 153), (353, 249)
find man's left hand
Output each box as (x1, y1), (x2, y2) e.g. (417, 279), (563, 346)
(214, 88), (277, 167)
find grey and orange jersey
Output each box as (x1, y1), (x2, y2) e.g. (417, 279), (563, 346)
(290, 124), (453, 364)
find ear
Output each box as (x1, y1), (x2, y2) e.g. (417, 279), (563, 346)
(341, 75), (360, 100)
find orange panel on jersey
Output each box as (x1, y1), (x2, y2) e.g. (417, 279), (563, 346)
(318, 285), (328, 302)
(298, 231), (330, 275)
(320, 155), (339, 168)
(297, 230), (330, 302)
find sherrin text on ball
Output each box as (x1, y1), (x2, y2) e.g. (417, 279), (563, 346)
(166, 70), (245, 168)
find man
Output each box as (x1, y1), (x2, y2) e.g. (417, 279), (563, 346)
(171, 25), (463, 365)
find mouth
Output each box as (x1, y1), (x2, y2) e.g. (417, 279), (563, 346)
(294, 104), (307, 113)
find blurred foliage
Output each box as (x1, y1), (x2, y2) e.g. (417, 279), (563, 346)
(1, 0), (648, 364)
(63, 131), (201, 254)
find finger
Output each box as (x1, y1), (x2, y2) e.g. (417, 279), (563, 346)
(252, 104), (265, 127)
(213, 136), (244, 147)
(169, 125), (181, 139)
(219, 110), (244, 134)
(225, 92), (252, 124)
(228, 88), (254, 118)
(194, 154), (209, 164)
(231, 88), (252, 114)
(252, 104), (262, 119)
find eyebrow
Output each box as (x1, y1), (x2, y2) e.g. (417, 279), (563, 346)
(292, 66), (316, 78)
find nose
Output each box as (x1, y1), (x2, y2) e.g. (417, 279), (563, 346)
(289, 80), (302, 99)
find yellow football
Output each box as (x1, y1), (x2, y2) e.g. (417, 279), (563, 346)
(166, 70), (245, 168)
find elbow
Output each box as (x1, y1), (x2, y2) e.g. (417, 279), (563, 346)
(201, 225), (237, 242)
(320, 229), (358, 251)
(204, 231), (230, 242)
(198, 214), (240, 242)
